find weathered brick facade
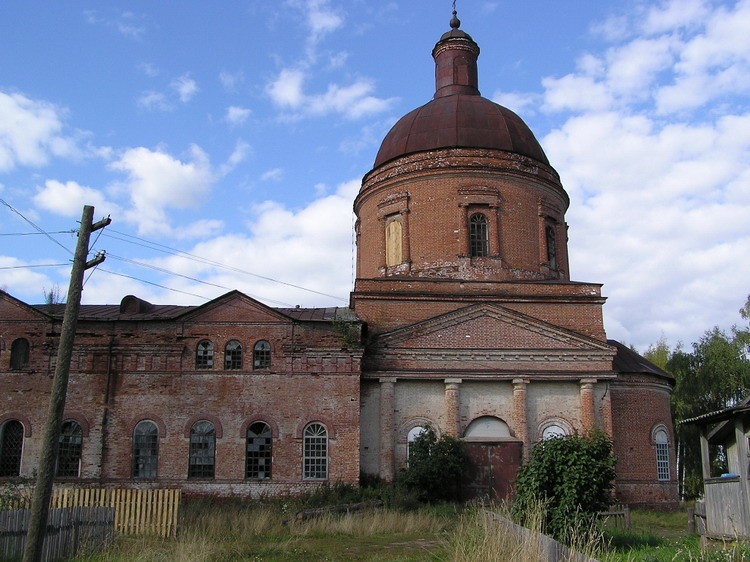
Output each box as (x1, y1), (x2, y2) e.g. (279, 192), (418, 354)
(0, 291), (362, 497)
(0, 19), (678, 507)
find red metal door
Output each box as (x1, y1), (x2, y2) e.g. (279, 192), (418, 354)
(463, 441), (523, 501)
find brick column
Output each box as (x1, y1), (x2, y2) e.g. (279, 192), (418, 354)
(600, 382), (613, 437)
(379, 378), (396, 481)
(580, 378), (597, 433)
(444, 378), (462, 438)
(402, 210), (412, 270)
(512, 378), (529, 459)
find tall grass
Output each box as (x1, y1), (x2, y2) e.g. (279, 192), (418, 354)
(78, 497), (450, 561)
(446, 503), (603, 562)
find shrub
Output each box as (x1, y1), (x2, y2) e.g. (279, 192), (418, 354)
(398, 427), (467, 502)
(512, 430), (616, 542)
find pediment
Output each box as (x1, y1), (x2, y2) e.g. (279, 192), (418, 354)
(378, 303), (610, 352)
(178, 290), (291, 324)
(0, 291), (51, 322)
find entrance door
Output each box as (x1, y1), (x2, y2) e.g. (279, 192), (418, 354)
(463, 440), (523, 500)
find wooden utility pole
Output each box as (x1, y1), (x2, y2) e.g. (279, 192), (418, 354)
(23, 205), (110, 562)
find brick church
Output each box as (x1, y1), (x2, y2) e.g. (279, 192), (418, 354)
(0, 15), (678, 507)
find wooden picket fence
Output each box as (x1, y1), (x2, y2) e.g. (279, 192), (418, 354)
(50, 488), (181, 538)
(0, 506), (115, 562)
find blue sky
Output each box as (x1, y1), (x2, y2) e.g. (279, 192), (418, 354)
(1, 0), (749, 351)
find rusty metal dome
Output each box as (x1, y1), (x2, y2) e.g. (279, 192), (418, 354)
(372, 17), (549, 169)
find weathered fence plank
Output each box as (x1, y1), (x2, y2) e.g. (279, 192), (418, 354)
(0, 506), (115, 562)
(47, 487), (180, 538)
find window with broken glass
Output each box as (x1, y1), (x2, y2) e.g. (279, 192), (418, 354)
(133, 420), (159, 479)
(56, 420), (82, 478)
(246, 422), (272, 479)
(188, 420), (216, 478)
(196, 340), (214, 369)
(253, 340), (271, 369)
(225, 340), (243, 370)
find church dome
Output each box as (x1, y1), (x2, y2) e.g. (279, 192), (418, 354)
(372, 14), (549, 169)
(373, 95), (550, 168)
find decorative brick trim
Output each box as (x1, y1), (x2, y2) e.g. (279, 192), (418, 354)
(61, 412), (91, 437)
(132, 415), (167, 438)
(240, 416), (280, 439)
(0, 412), (32, 437)
(184, 414), (224, 438)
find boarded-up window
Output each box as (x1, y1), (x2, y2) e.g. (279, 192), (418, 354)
(10, 338), (29, 370)
(385, 218), (403, 267)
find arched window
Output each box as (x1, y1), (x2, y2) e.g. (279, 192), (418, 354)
(56, 420), (82, 478)
(303, 423), (328, 480)
(407, 426), (428, 462)
(246, 422), (272, 479)
(546, 223), (557, 269)
(253, 340), (271, 369)
(10, 338), (29, 370)
(542, 424), (567, 440)
(464, 416), (511, 439)
(133, 421), (159, 479)
(196, 340), (214, 369)
(469, 213), (489, 257)
(225, 340), (243, 370)
(189, 420), (216, 478)
(0, 420), (24, 477)
(654, 428), (670, 481)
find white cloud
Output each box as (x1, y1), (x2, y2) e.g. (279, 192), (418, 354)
(267, 69), (394, 120)
(219, 70), (244, 92)
(267, 68), (306, 108)
(108, 145), (214, 235)
(306, 0), (343, 44)
(261, 168), (284, 182)
(218, 140), (251, 177)
(33, 179), (120, 218)
(0, 256), (56, 302)
(138, 62), (160, 77)
(171, 74), (198, 103)
(538, 0), (750, 348)
(0, 91), (78, 171)
(137, 91), (172, 111)
(148, 178), (358, 307)
(225, 106), (251, 126)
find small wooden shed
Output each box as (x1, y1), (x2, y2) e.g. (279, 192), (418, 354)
(683, 399), (750, 540)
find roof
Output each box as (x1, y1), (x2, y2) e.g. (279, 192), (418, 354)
(682, 397), (750, 426)
(33, 299), (358, 324)
(373, 95), (550, 169)
(608, 339), (675, 383)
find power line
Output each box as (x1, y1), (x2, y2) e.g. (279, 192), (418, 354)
(0, 198), (74, 256)
(97, 267), (294, 307)
(102, 228), (347, 302)
(0, 263), (69, 270)
(0, 231), (76, 236)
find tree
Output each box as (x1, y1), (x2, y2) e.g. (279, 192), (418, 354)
(670, 325), (750, 498)
(398, 427), (467, 502)
(512, 431), (616, 542)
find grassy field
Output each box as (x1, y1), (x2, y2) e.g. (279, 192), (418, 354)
(67, 498), (750, 561)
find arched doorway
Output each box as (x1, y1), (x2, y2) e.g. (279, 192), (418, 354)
(462, 416), (523, 501)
